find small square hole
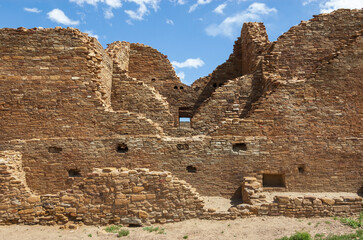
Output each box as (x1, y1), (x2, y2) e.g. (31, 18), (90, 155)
(233, 143), (247, 152)
(48, 147), (62, 153)
(186, 165), (197, 173)
(117, 143), (128, 153)
(68, 169), (81, 177)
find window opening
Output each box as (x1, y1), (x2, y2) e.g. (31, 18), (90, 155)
(186, 165), (197, 173)
(232, 143), (247, 152)
(117, 143), (128, 153)
(263, 174), (285, 188)
(48, 147), (62, 153)
(68, 169), (81, 177)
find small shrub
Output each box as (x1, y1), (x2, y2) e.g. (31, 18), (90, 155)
(117, 229), (130, 238)
(325, 221), (331, 225)
(323, 229), (362, 240)
(88, 233), (92, 237)
(143, 226), (165, 234)
(314, 233), (324, 239)
(105, 225), (123, 233)
(183, 236), (188, 239)
(339, 217), (362, 229)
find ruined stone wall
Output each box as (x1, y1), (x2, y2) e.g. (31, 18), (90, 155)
(211, 30), (363, 193)
(0, 9), (362, 204)
(193, 38), (243, 111)
(192, 75), (253, 133)
(108, 42), (175, 128)
(241, 22), (270, 75)
(0, 27), (161, 142)
(111, 73), (175, 128)
(263, 9), (363, 81)
(235, 177), (363, 218)
(0, 151), (206, 225)
(127, 43), (197, 125)
(106, 41), (130, 72)
(1, 151), (361, 226)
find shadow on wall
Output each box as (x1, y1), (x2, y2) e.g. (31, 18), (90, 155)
(230, 186), (243, 206)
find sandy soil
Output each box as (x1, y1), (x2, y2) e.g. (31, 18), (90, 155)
(0, 216), (359, 240)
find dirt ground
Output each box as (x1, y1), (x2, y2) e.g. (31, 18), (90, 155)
(0, 216), (358, 240)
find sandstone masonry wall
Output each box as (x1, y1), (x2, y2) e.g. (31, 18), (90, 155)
(0, 9), (362, 209)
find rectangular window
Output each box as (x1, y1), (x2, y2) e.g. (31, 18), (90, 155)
(263, 174), (285, 188)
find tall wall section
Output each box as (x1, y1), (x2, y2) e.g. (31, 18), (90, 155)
(262, 9), (363, 81)
(127, 43), (198, 125)
(211, 29), (363, 193)
(107, 42), (175, 129)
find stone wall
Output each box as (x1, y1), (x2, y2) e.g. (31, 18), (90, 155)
(0, 151), (206, 225)
(262, 9), (363, 81)
(1, 151), (360, 226)
(108, 42), (175, 128)
(0, 9), (362, 208)
(235, 177), (363, 218)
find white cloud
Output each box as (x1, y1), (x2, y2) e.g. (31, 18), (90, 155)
(70, 0), (121, 18)
(166, 19), (174, 25)
(47, 9), (80, 25)
(105, 0), (122, 8)
(104, 8), (114, 18)
(247, 2), (277, 14)
(172, 58), (205, 68)
(189, 0), (212, 13)
(302, 0), (318, 6)
(170, 0), (186, 5)
(70, 0), (122, 8)
(85, 30), (99, 39)
(213, 3), (227, 14)
(177, 72), (185, 80)
(206, 2), (276, 37)
(24, 8), (42, 13)
(124, 0), (160, 21)
(320, 0), (363, 13)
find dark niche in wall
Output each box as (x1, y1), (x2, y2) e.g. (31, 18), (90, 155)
(232, 143), (247, 152)
(117, 143), (128, 153)
(68, 169), (81, 177)
(48, 146), (62, 153)
(298, 166), (305, 174)
(263, 174), (285, 188)
(186, 165), (197, 173)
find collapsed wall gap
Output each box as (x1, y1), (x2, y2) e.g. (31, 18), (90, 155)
(263, 174), (285, 188)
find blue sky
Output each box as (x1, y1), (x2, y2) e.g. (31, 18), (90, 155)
(0, 0), (362, 85)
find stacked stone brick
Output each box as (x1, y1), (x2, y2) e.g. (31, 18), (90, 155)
(0, 151), (206, 225)
(0, 9), (362, 226)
